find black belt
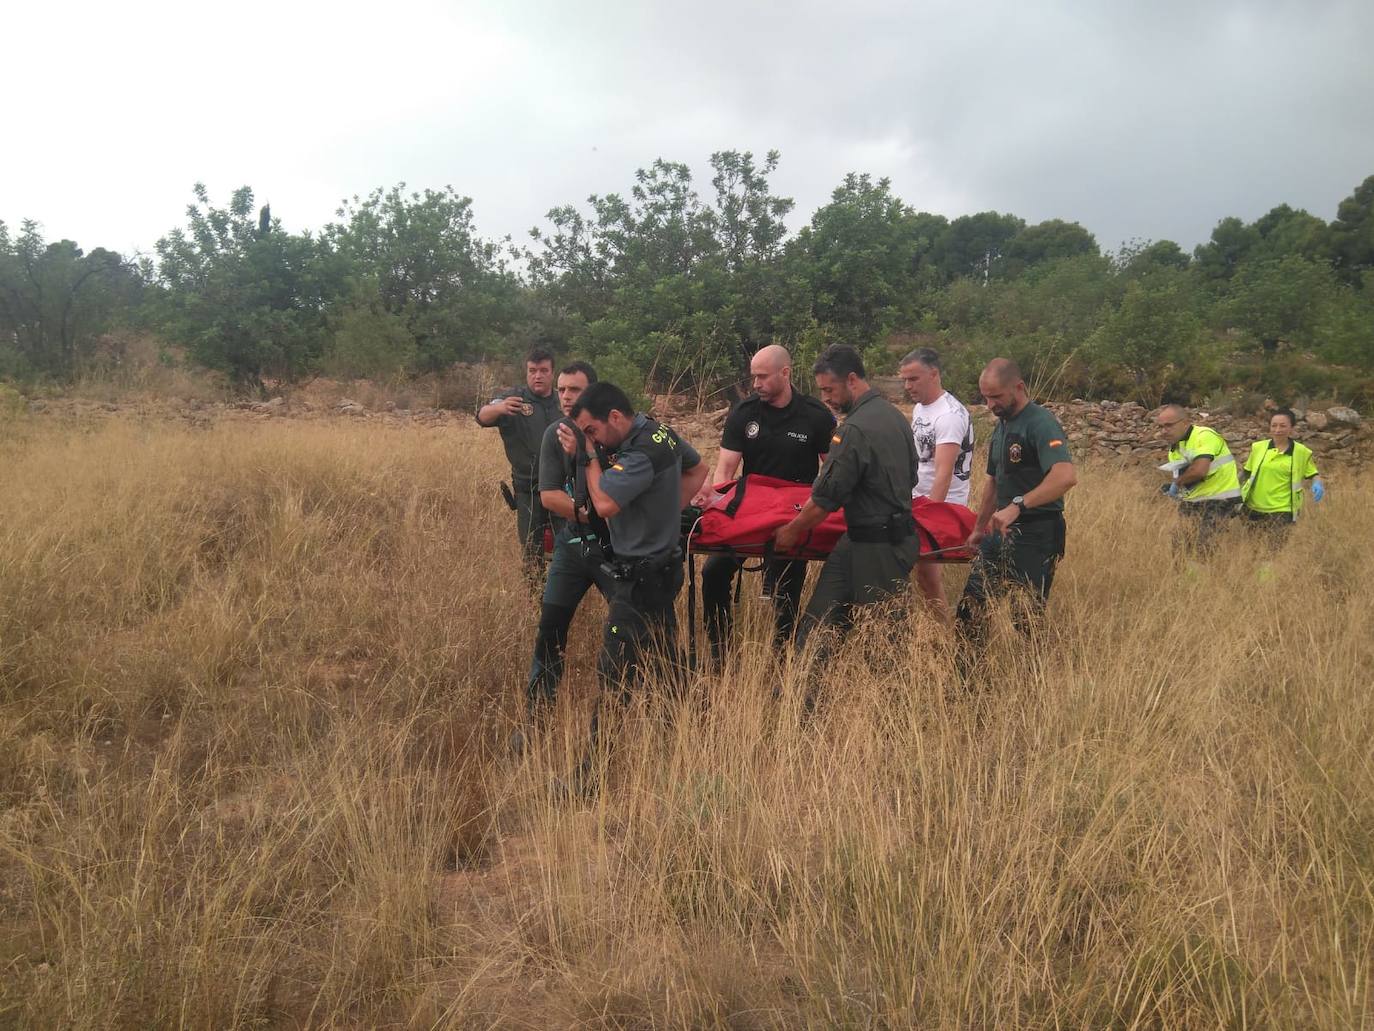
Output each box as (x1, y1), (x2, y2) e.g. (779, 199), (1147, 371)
(847, 513), (916, 544)
(1013, 508), (1065, 525)
(604, 547), (682, 582)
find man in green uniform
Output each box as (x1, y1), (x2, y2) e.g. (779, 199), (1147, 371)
(1155, 405), (1241, 546)
(775, 345), (920, 701)
(556, 382), (707, 794)
(475, 346), (561, 577)
(517, 361), (613, 752)
(956, 358), (1078, 640)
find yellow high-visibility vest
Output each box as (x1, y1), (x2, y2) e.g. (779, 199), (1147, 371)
(1241, 438), (1318, 517)
(1168, 425), (1240, 502)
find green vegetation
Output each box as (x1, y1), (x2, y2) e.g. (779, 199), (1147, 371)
(4, 156), (1374, 404)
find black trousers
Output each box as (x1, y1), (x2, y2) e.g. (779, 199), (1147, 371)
(794, 534), (920, 704)
(956, 517), (1065, 638)
(1179, 498), (1238, 551)
(701, 554), (808, 663)
(526, 535), (614, 712)
(513, 480), (551, 576)
(597, 556), (685, 701)
(573, 553), (686, 790)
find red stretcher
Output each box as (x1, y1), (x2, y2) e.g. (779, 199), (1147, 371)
(686, 474), (976, 563)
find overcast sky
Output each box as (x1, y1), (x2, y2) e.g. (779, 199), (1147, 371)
(5, 0), (1373, 260)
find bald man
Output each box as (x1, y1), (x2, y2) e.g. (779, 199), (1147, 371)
(957, 358), (1077, 640)
(692, 345), (836, 666)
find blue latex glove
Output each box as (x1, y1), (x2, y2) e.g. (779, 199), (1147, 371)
(1167, 482), (1179, 499)
(1311, 480), (1325, 502)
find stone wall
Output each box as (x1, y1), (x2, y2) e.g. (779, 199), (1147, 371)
(1018, 399), (1368, 467)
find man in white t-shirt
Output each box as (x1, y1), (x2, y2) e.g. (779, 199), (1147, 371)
(899, 347), (974, 625)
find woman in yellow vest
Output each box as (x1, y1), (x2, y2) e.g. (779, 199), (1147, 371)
(1239, 408), (1323, 527)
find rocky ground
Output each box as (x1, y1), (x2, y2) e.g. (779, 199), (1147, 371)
(19, 390), (1368, 468)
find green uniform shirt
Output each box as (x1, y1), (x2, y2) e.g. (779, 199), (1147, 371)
(479, 386), (561, 486)
(987, 402), (1073, 511)
(811, 389), (918, 527)
(1242, 439), (1318, 515)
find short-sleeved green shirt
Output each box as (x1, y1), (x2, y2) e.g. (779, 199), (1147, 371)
(1242, 439), (1319, 515)
(986, 402), (1073, 511)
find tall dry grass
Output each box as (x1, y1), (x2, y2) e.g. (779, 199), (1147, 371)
(1, 414), (1371, 1028)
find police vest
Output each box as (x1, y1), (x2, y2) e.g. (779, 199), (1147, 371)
(1169, 426), (1240, 503)
(1240, 438), (1315, 517)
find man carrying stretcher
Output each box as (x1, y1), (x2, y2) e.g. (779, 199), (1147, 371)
(691, 344), (835, 666)
(774, 345), (921, 702)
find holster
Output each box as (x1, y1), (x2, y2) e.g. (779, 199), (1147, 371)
(602, 547), (683, 584)
(498, 481), (517, 511)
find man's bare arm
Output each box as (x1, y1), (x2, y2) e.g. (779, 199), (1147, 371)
(1177, 457), (1212, 487)
(540, 489), (577, 522)
(928, 442), (959, 503)
(692, 447), (742, 505)
(681, 461), (708, 507)
(476, 395), (524, 426)
(774, 499), (830, 552)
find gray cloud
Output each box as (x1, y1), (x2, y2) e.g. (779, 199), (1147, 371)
(3, 0), (1372, 258)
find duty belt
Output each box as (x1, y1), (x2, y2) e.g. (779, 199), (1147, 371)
(847, 513), (916, 544)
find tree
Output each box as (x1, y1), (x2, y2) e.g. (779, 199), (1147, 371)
(527, 151), (803, 390)
(0, 219), (145, 380)
(155, 184), (338, 389)
(1088, 269), (1211, 404)
(1002, 219), (1098, 275)
(1329, 174), (1374, 283)
(1116, 238), (1191, 274)
(325, 185), (520, 370)
(1192, 216), (1260, 280)
(930, 211), (1025, 284)
(794, 173), (929, 345)
(1222, 255), (1341, 350)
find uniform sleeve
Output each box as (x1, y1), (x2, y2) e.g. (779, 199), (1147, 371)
(810, 424), (864, 512)
(476, 387), (516, 427)
(677, 433), (702, 470)
(599, 450), (655, 509)
(720, 403), (751, 453)
(1242, 443), (1259, 475)
(814, 404), (837, 455)
(1031, 412), (1073, 471)
(1302, 450), (1319, 479)
(537, 422), (568, 493)
(1191, 428), (1223, 461)
(986, 425), (1000, 477)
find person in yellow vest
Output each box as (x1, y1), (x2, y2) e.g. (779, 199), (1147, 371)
(1239, 407), (1323, 528)
(1154, 404), (1241, 543)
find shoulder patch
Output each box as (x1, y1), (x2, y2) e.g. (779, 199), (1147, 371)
(1049, 439), (1063, 448)
(831, 434), (842, 444)
(612, 463), (624, 471)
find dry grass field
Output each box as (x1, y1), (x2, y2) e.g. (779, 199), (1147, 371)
(1, 411), (1371, 1029)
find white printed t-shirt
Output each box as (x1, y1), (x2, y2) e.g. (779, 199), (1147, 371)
(910, 390), (974, 506)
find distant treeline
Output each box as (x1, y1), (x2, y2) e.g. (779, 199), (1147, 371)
(3, 152), (1373, 405)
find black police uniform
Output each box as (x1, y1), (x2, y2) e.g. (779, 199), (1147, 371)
(525, 418), (615, 714)
(955, 401), (1072, 634)
(702, 390), (834, 663)
(478, 385), (561, 572)
(794, 389), (920, 675)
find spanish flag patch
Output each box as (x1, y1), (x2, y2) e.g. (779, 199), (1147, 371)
(831, 434), (842, 444)
(612, 463), (624, 471)
(1049, 439), (1063, 448)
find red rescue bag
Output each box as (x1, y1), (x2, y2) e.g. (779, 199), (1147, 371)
(690, 475), (974, 562)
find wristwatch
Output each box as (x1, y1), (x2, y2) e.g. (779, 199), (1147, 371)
(1012, 495), (1028, 513)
